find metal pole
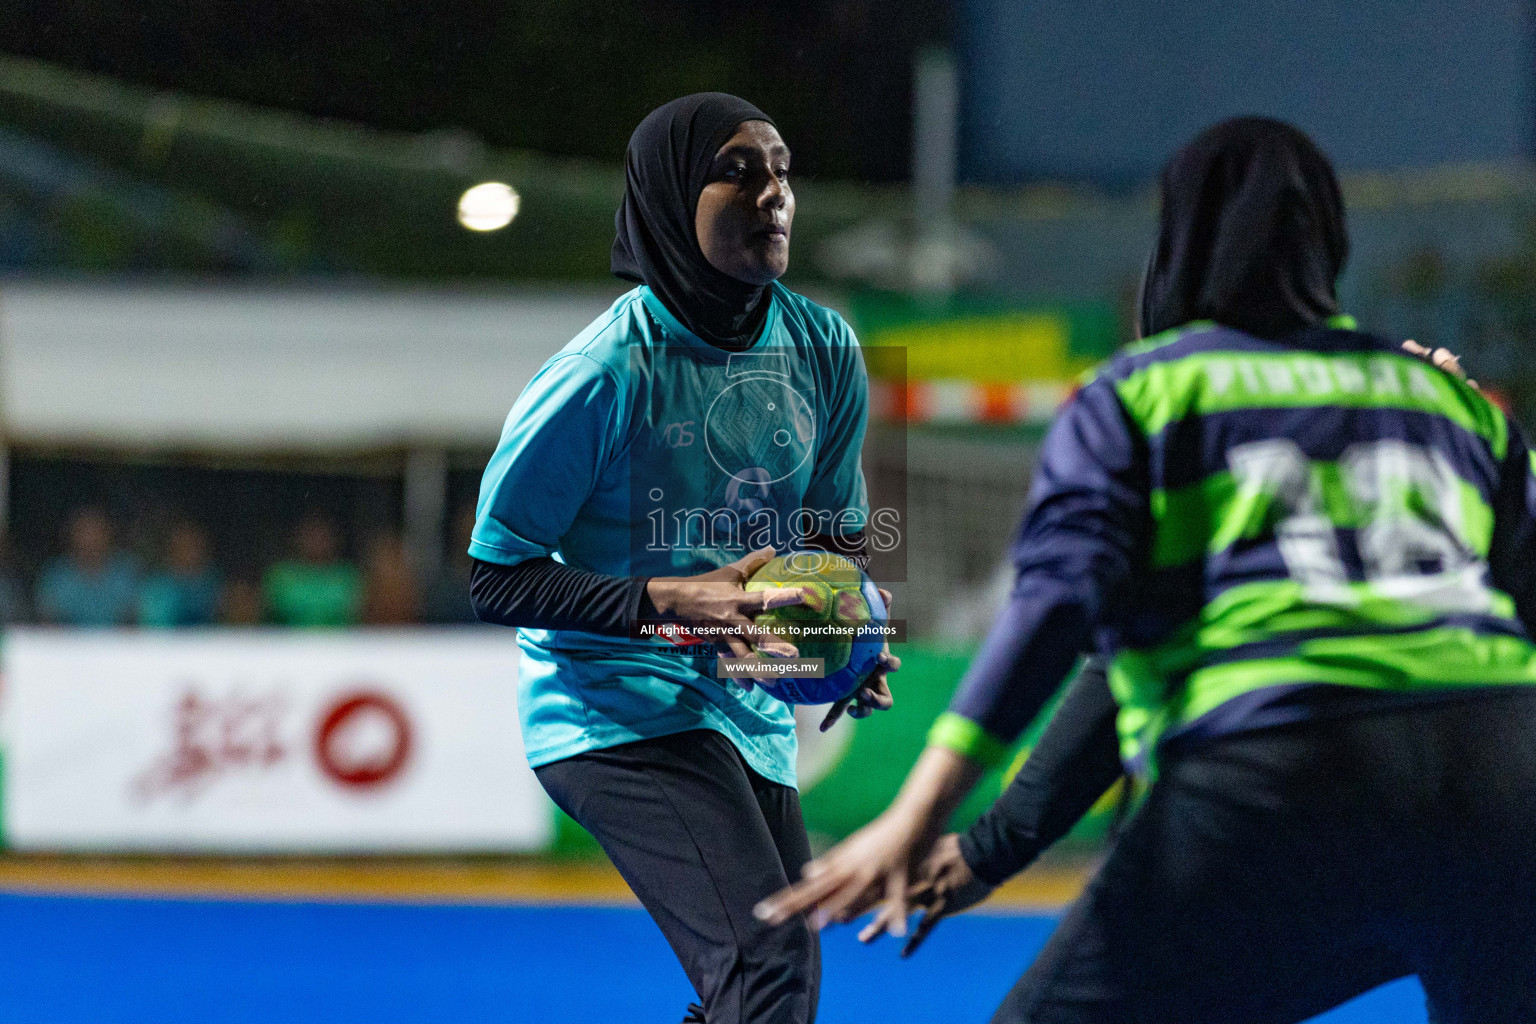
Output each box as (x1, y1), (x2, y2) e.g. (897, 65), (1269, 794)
(403, 446), (448, 584)
(913, 47), (958, 232)
(911, 47), (960, 295)
(0, 442), (10, 539)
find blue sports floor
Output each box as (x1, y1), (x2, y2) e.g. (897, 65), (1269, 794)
(0, 894), (1425, 1022)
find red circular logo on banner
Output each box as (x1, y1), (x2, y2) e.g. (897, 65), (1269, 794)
(314, 691), (412, 789)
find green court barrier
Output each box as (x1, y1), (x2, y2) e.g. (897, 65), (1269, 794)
(850, 292), (1122, 382)
(799, 645), (1116, 849)
(550, 644), (1117, 859)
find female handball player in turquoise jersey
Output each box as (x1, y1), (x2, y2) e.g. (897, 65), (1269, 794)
(469, 93), (895, 1024)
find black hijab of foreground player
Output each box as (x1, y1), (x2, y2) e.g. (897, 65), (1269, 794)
(1138, 116), (1349, 340)
(612, 92), (778, 348)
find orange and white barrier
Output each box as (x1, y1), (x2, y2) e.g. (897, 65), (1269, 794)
(869, 379), (1074, 425)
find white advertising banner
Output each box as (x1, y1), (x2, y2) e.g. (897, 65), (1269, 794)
(0, 628), (553, 853)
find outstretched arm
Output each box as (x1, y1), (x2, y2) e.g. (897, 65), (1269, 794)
(755, 378), (1149, 938)
(958, 657), (1122, 886)
(470, 557), (649, 636)
(889, 661), (1124, 955)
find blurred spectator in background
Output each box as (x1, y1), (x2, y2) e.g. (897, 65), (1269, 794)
(423, 505), (480, 624)
(36, 508), (138, 626)
(261, 513), (361, 627)
(138, 520), (222, 627)
(220, 579), (265, 626)
(362, 532), (420, 625)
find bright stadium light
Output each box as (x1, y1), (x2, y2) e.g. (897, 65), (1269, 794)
(457, 181), (520, 231)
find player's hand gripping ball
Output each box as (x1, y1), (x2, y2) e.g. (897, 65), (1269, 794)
(744, 552), (888, 705)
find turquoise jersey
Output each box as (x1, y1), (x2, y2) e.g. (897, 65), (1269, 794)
(472, 283), (871, 786)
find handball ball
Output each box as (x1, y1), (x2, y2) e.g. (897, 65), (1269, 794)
(744, 552), (887, 705)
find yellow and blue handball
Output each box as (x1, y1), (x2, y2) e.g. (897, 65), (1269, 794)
(744, 551), (888, 705)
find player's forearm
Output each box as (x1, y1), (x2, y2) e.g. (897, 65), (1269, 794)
(886, 745), (987, 829)
(942, 579), (1096, 752)
(958, 658), (1123, 886)
(469, 557), (649, 636)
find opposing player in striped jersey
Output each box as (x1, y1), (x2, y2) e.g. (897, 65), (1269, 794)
(760, 117), (1536, 1022)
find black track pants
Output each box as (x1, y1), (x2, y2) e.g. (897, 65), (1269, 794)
(537, 729), (819, 1024)
(994, 691), (1536, 1024)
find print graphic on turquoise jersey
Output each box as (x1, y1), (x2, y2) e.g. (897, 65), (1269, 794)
(641, 348), (843, 570)
(707, 353), (817, 485)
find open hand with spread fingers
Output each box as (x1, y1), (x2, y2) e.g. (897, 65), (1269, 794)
(755, 747), (985, 951)
(754, 801), (936, 939)
(899, 832), (996, 957)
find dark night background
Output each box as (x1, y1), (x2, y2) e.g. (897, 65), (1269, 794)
(0, 0), (950, 181)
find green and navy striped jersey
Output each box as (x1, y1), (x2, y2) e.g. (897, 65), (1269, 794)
(931, 319), (1536, 775)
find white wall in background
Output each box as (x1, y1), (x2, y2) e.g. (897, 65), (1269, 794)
(0, 283), (624, 450)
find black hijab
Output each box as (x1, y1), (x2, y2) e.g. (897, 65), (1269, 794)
(1138, 117), (1349, 340)
(612, 93), (777, 348)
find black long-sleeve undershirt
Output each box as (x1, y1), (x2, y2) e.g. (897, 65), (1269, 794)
(468, 531), (869, 638)
(957, 657), (1124, 886)
(470, 557), (651, 636)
